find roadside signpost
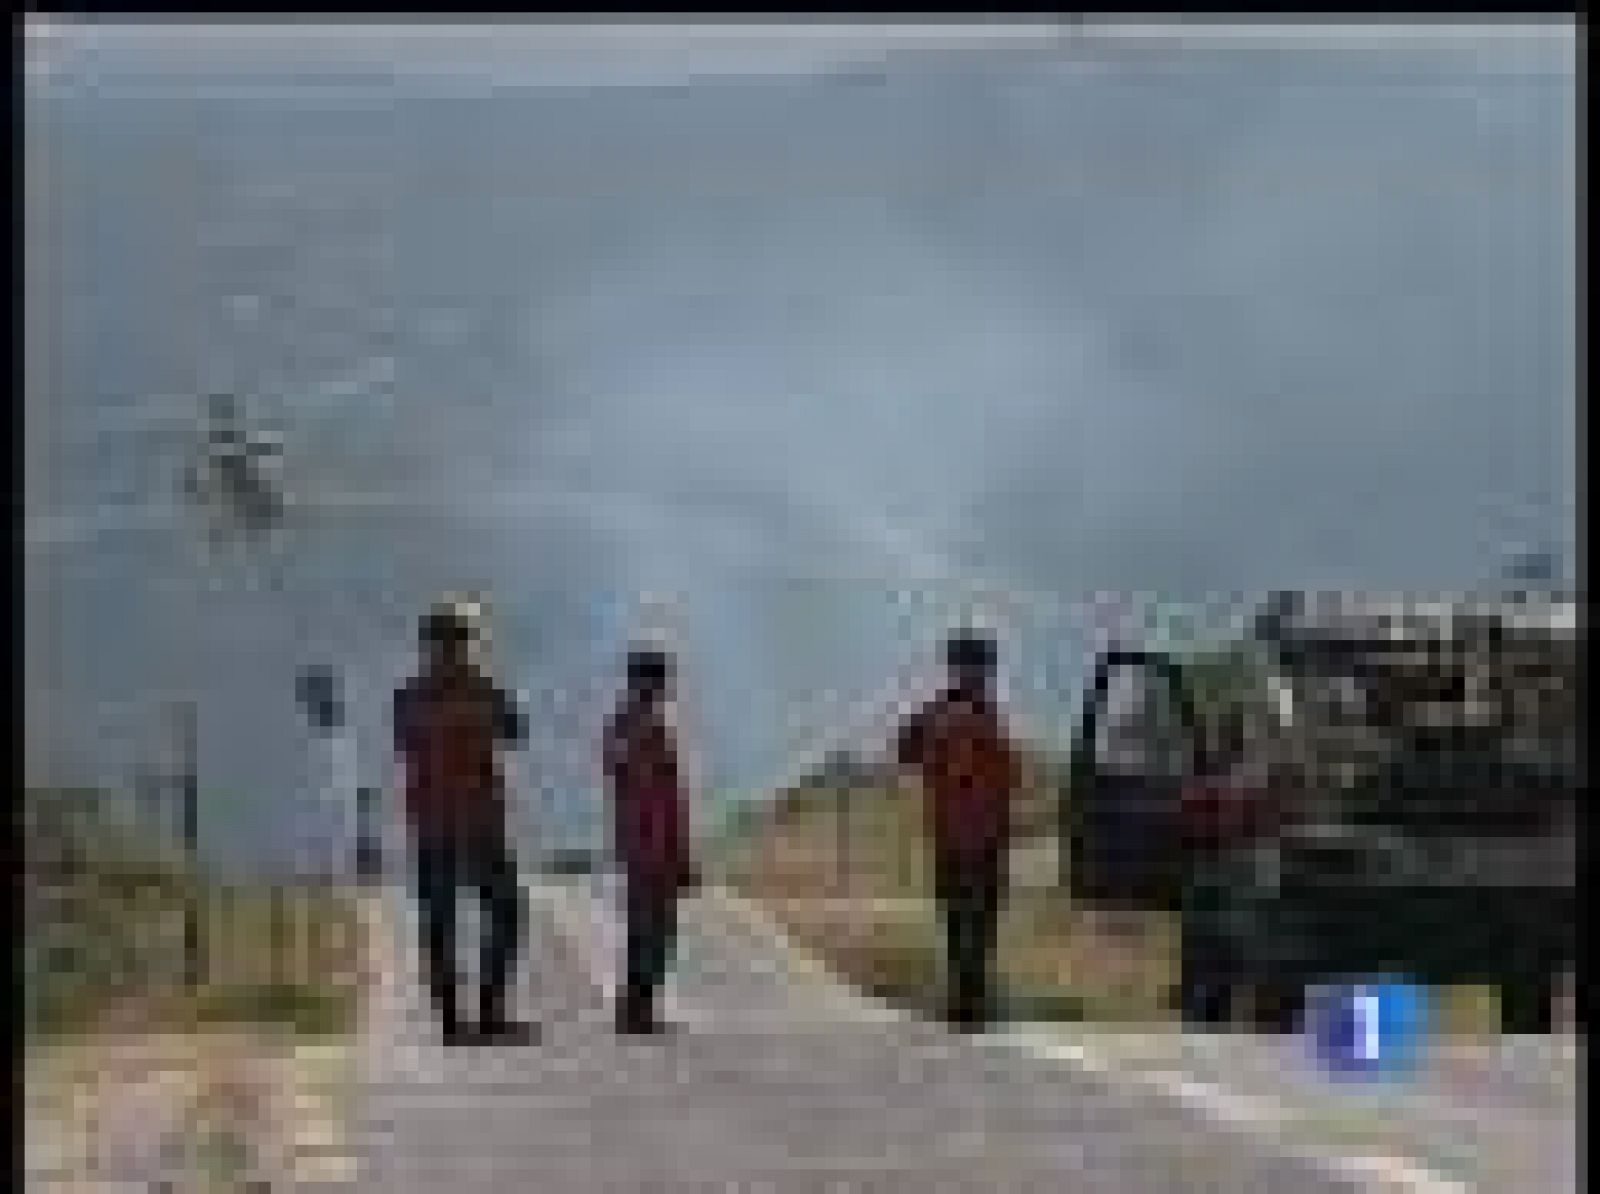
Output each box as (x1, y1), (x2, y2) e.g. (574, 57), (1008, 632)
(164, 699), (203, 991)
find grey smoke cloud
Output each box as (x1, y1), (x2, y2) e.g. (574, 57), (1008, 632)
(25, 31), (1575, 867)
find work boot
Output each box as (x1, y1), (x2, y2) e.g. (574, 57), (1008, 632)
(439, 1007), (477, 1046)
(615, 991), (667, 1036)
(430, 982), (474, 1045)
(480, 990), (539, 1044)
(944, 993), (988, 1033)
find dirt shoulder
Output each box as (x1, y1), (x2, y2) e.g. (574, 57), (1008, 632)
(723, 780), (1178, 1023)
(25, 1023), (363, 1190)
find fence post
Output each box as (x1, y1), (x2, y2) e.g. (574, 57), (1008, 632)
(836, 783), (850, 899)
(356, 787), (381, 882)
(268, 883), (285, 989)
(176, 700), (204, 991)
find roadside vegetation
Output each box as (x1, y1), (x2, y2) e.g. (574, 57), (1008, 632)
(23, 787), (369, 1186)
(23, 787), (364, 1045)
(724, 765), (1180, 1024)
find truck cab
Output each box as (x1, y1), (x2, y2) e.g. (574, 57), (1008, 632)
(1063, 592), (1580, 1033)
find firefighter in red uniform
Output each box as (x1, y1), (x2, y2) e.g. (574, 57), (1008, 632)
(393, 599), (532, 1044)
(894, 630), (1022, 1031)
(602, 647), (697, 1035)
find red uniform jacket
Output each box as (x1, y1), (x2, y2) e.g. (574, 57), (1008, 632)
(393, 669), (525, 844)
(896, 691), (1021, 864)
(602, 702), (691, 891)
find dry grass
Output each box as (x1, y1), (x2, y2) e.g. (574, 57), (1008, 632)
(27, 879), (364, 1042)
(25, 788), (366, 1044)
(728, 778), (1177, 1021)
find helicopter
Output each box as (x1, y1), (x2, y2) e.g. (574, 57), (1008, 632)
(181, 391), (290, 543)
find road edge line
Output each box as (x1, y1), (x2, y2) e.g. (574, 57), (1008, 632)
(991, 1029), (1475, 1194)
(526, 879), (616, 997)
(706, 886), (910, 1024)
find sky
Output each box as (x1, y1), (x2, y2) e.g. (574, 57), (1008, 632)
(23, 20), (1577, 871)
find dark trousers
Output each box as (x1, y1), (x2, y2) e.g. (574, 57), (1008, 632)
(619, 875), (679, 1021)
(412, 830), (526, 1026)
(934, 850), (1005, 1024)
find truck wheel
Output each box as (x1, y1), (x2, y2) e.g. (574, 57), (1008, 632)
(1177, 949), (1235, 1029)
(1499, 974), (1555, 1035)
(1179, 977), (1235, 1029)
(1250, 980), (1305, 1034)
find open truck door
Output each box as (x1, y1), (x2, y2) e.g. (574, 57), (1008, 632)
(1062, 649), (1204, 914)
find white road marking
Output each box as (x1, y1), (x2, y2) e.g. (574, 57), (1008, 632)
(708, 888), (911, 1023)
(527, 880), (616, 994)
(1321, 1152), (1481, 1194)
(993, 1030), (1475, 1194)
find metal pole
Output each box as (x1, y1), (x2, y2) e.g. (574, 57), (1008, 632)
(836, 782), (850, 899)
(134, 769), (162, 842)
(299, 663), (372, 886)
(270, 882), (287, 988)
(356, 786), (381, 883)
(178, 699), (203, 990)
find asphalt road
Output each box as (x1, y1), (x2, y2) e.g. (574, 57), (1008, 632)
(346, 873), (1583, 1193)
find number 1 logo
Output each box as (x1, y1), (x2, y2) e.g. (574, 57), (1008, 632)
(1311, 980), (1428, 1079)
(1356, 990), (1381, 1063)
